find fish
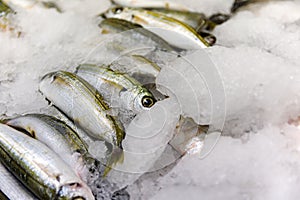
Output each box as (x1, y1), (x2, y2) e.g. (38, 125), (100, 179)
(111, 0), (192, 11)
(99, 18), (177, 52)
(101, 7), (209, 49)
(39, 71), (125, 148)
(126, 54), (161, 77)
(145, 9), (230, 33)
(76, 64), (156, 113)
(55, 111), (96, 148)
(0, 163), (37, 200)
(0, 123), (94, 200)
(109, 54), (160, 87)
(6, 114), (90, 179)
(5, 114), (124, 193)
(144, 8), (207, 31)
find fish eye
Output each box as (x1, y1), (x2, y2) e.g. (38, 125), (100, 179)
(112, 7), (123, 14)
(141, 96), (155, 108)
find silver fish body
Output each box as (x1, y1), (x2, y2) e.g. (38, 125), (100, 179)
(102, 7), (209, 49)
(0, 123), (94, 200)
(76, 64), (156, 113)
(6, 114), (89, 177)
(0, 163), (37, 200)
(116, 54), (161, 77)
(145, 8), (206, 31)
(109, 54), (161, 87)
(99, 18), (176, 52)
(39, 71), (125, 147)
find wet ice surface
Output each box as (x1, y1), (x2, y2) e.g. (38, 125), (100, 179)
(0, 0), (300, 200)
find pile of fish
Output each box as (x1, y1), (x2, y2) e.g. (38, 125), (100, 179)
(0, 0), (257, 199)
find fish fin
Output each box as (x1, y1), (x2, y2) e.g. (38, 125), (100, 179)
(103, 148), (124, 177)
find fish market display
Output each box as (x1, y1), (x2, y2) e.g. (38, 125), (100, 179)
(76, 64), (156, 113)
(0, 0), (272, 199)
(39, 71), (125, 148)
(0, 123), (94, 200)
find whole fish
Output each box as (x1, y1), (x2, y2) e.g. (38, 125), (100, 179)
(143, 9), (228, 40)
(6, 114), (89, 178)
(39, 71), (125, 148)
(99, 18), (177, 52)
(111, 0), (192, 11)
(76, 64), (156, 113)
(0, 123), (94, 200)
(105, 7), (228, 32)
(101, 7), (209, 49)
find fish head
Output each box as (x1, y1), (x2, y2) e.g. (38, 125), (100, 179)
(58, 182), (95, 200)
(39, 71), (57, 95)
(133, 88), (156, 112)
(39, 71), (70, 91)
